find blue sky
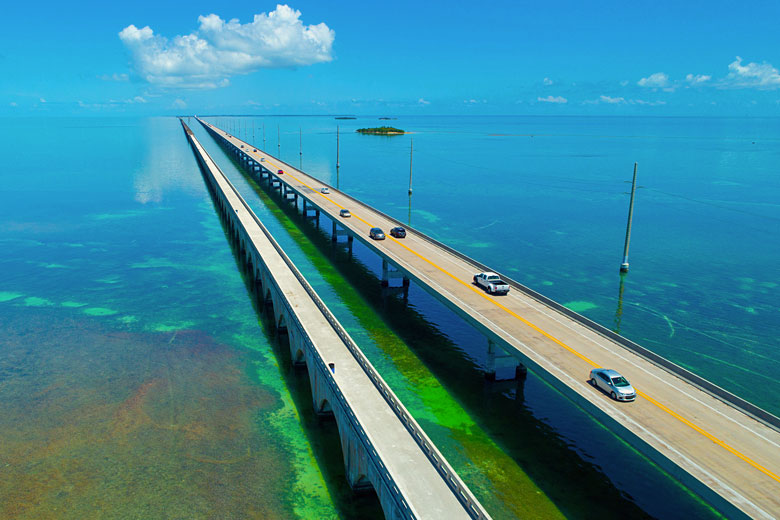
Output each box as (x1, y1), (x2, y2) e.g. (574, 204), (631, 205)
(2, 0), (779, 116)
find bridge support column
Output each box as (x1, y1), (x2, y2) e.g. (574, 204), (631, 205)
(381, 259), (406, 288)
(347, 235), (353, 257)
(332, 221), (338, 242)
(485, 339), (523, 381)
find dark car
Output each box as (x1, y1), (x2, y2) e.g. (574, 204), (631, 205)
(253, 148), (257, 152)
(390, 226), (406, 238)
(369, 227), (385, 240)
(277, 169), (284, 175)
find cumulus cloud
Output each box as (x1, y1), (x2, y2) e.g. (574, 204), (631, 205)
(119, 5), (334, 89)
(171, 99), (187, 108)
(9, 102), (17, 107)
(418, 98), (430, 105)
(600, 95), (625, 104)
(637, 72), (669, 88)
(543, 77), (553, 85)
(537, 95), (567, 103)
(685, 73), (711, 84)
(724, 56), (780, 89)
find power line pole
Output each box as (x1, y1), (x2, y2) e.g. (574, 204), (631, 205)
(277, 125), (281, 158)
(408, 138), (414, 195)
(620, 162), (638, 272)
(336, 125), (340, 189)
(299, 127), (303, 170)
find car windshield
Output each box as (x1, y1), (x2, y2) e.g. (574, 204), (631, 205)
(611, 376), (630, 387)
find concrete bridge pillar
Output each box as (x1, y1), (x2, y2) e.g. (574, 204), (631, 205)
(485, 338), (523, 381)
(335, 415), (374, 493)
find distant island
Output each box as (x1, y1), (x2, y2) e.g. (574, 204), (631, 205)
(356, 126), (406, 135)
(378, 117), (397, 120)
(335, 116), (356, 120)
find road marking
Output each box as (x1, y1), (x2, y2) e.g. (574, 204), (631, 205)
(209, 122), (780, 485)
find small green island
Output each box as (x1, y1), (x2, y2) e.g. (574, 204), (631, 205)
(356, 126), (406, 135)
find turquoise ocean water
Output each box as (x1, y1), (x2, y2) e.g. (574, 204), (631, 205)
(1, 115), (777, 518)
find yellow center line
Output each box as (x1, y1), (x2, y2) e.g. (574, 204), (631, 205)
(211, 123), (780, 485)
(639, 391), (780, 483)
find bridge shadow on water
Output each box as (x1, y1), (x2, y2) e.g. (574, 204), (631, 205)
(207, 143), (723, 520)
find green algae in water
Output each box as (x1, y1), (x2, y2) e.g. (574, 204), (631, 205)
(563, 300), (598, 313)
(150, 321), (197, 332)
(83, 307), (119, 316)
(235, 176), (565, 518)
(22, 296), (54, 307)
(61, 301), (87, 308)
(0, 291), (23, 302)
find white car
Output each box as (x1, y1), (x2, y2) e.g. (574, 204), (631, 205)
(473, 272), (510, 295)
(589, 368), (636, 401)
(321, 187), (330, 194)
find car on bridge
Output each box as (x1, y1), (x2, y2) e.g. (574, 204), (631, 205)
(473, 272), (510, 295)
(277, 169), (284, 175)
(339, 209), (351, 218)
(390, 226), (406, 238)
(370, 227), (386, 240)
(321, 187), (330, 194)
(589, 368), (636, 401)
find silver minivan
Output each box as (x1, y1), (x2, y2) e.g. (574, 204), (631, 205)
(589, 368), (636, 401)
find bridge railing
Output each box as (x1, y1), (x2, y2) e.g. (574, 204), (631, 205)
(186, 120), (489, 519)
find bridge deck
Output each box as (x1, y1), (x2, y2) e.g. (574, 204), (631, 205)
(184, 121), (483, 519)
(199, 118), (780, 519)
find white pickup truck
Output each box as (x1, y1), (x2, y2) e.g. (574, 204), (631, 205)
(473, 272), (510, 295)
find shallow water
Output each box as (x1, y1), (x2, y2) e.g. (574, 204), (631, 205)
(3, 114), (776, 518)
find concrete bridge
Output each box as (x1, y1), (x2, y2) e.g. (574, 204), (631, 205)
(197, 117), (780, 520)
(180, 120), (489, 520)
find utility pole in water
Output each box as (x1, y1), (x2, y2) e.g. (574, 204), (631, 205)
(299, 127), (303, 170)
(277, 125), (281, 158)
(408, 138), (414, 195)
(262, 124), (266, 150)
(336, 126), (340, 189)
(620, 162), (638, 272)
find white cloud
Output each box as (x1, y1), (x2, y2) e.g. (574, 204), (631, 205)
(172, 99), (187, 108)
(685, 73), (711, 84)
(119, 5), (334, 89)
(543, 77), (553, 85)
(600, 95), (625, 104)
(724, 56), (780, 89)
(537, 95), (567, 103)
(9, 102), (17, 107)
(418, 98), (430, 105)
(619, 80), (629, 87)
(100, 73), (130, 82)
(39, 98), (47, 103)
(638, 72), (669, 88)
(631, 99), (666, 106)
(463, 99), (487, 104)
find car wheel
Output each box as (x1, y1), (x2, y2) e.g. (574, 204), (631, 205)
(590, 378), (597, 387)
(611, 391), (617, 400)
